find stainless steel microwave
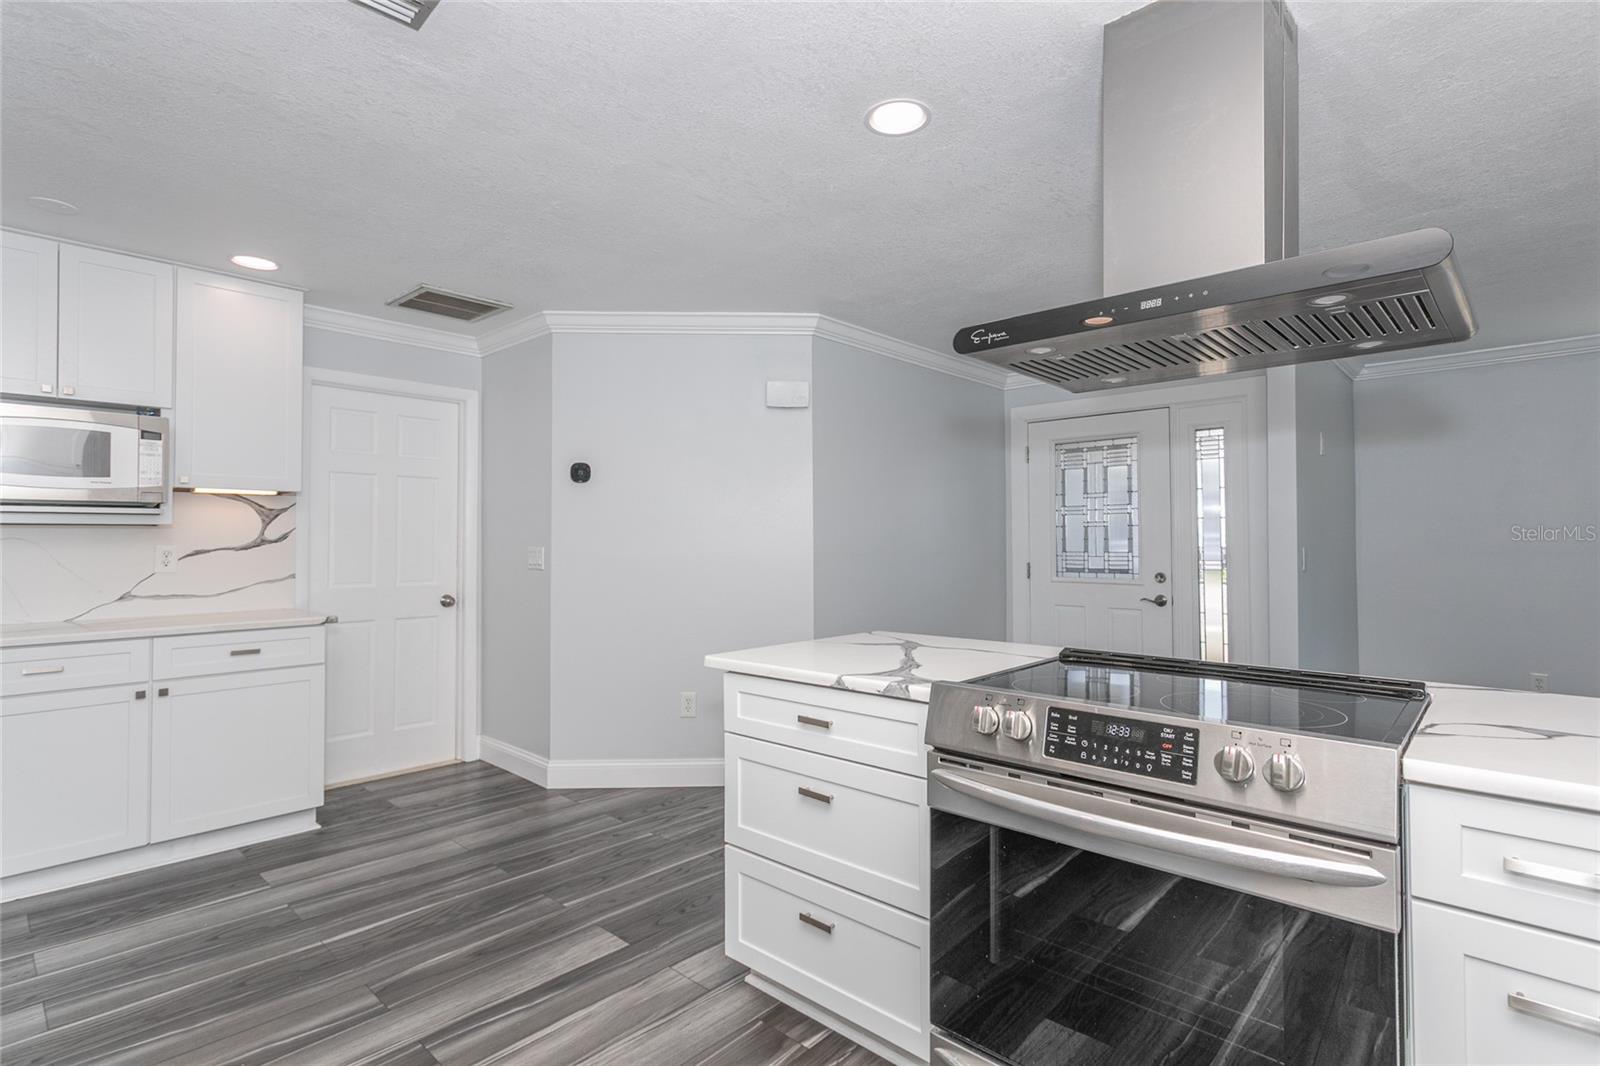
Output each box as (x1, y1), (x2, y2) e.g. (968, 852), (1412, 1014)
(0, 400), (169, 509)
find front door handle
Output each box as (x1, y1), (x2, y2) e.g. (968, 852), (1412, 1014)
(1140, 594), (1168, 607)
(440, 594), (457, 608)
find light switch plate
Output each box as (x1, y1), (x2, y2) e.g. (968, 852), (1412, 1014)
(528, 547), (546, 570)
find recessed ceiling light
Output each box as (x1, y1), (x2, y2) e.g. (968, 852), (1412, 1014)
(27, 196), (78, 215)
(1102, 376), (1127, 384)
(1026, 346), (1056, 356)
(1311, 293), (1349, 306)
(230, 255), (279, 271)
(1353, 340), (1383, 350)
(865, 99), (929, 136)
(1084, 315), (1115, 327)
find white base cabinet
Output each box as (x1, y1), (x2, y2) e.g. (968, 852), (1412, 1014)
(151, 666), (325, 842)
(0, 624), (325, 898)
(0, 685), (151, 876)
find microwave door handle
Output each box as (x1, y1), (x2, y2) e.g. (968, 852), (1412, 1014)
(931, 767), (1388, 889)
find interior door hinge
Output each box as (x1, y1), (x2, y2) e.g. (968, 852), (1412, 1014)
(1026, 562), (1032, 579)
(1025, 446), (1030, 463)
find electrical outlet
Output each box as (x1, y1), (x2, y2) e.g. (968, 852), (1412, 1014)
(679, 691), (697, 718)
(155, 546), (178, 572)
(1530, 672), (1550, 693)
(527, 546), (546, 571)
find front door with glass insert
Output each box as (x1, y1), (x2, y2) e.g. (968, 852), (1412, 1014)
(1027, 409), (1173, 654)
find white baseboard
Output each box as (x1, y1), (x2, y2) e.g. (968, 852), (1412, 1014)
(0, 810), (319, 902)
(478, 735), (550, 787)
(477, 735), (721, 789)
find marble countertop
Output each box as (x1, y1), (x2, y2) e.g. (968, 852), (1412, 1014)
(1404, 683), (1600, 812)
(1, 608), (331, 648)
(705, 631), (1062, 702)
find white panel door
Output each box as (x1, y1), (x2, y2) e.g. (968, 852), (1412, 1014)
(175, 268), (302, 491)
(308, 384), (460, 783)
(0, 684), (151, 876)
(1, 231), (59, 398)
(58, 243), (174, 407)
(1027, 409), (1173, 654)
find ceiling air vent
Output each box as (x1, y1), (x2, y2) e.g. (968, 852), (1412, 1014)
(387, 285), (511, 323)
(349, 0), (440, 30)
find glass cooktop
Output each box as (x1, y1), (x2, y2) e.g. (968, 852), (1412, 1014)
(968, 649), (1429, 747)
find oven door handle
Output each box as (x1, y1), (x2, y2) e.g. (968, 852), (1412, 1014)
(931, 767), (1388, 888)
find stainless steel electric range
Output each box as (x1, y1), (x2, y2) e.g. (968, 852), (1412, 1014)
(924, 649), (1429, 1066)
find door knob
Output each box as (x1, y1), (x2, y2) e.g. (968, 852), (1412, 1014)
(1140, 594), (1169, 607)
(440, 594), (457, 607)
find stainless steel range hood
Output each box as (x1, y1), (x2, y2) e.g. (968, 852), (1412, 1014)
(955, 0), (1476, 391)
(954, 228), (1475, 390)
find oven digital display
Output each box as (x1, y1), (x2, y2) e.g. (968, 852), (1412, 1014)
(1044, 708), (1199, 785)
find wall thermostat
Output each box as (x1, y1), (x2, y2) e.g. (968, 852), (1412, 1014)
(570, 462), (591, 483)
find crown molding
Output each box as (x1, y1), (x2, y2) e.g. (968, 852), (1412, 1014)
(303, 304), (481, 357)
(537, 311), (821, 336)
(1353, 334), (1600, 381)
(811, 315), (1013, 389)
(477, 311), (552, 355)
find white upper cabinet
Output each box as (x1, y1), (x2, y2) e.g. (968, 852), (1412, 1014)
(1, 231), (60, 397)
(58, 243), (175, 408)
(175, 268), (303, 491)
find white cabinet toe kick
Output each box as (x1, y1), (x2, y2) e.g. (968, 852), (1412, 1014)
(721, 672), (933, 1062)
(1, 624), (326, 899)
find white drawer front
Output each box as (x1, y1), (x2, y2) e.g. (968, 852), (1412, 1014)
(726, 733), (928, 915)
(724, 674), (927, 776)
(153, 626), (325, 680)
(0, 640), (150, 696)
(1413, 900), (1600, 1065)
(1410, 786), (1600, 942)
(724, 845), (928, 1058)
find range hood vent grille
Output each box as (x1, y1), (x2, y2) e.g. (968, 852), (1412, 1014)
(954, 228), (1474, 392)
(387, 285), (510, 322)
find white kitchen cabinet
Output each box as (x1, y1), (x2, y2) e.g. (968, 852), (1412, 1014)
(57, 242), (174, 408)
(0, 684), (151, 876)
(175, 268), (303, 491)
(1413, 899), (1600, 1065)
(1, 231), (59, 398)
(149, 665), (325, 842)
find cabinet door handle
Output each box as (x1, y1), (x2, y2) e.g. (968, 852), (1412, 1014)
(157, 687), (169, 697)
(797, 786), (833, 805)
(229, 648), (262, 657)
(797, 912), (834, 935)
(21, 665), (65, 676)
(796, 714), (832, 730)
(135, 690), (147, 700)
(1504, 855), (1600, 891)
(1507, 992), (1600, 1036)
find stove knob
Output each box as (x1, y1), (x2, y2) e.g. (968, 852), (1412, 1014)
(971, 705), (1000, 736)
(1266, 751), (1306, 793)
(1001, 708), (1034, 741)
(1213, 744), (1255, 784)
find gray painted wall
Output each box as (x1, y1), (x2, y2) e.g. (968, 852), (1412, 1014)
(549, 332), (815, 761)
(304, 327), (483, 390)
(1355, 353), (1600, 696)
(480, 335), (553, 755)
(1294, 363), (1359, 672)
(812, 337), (1006, 640)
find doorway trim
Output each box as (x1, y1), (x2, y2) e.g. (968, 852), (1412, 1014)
(298, 367), (482, 765)
(1007, 375), (1270, 665)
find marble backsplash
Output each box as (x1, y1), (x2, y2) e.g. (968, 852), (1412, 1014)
(0, 493), (296, 623)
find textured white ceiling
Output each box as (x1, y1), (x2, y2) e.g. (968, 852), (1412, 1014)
(3, 1), (1597, 356)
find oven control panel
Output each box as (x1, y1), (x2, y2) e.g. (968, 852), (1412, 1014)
(1044, 708), (1199, 785)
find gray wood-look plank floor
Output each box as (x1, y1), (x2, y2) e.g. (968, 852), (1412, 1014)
(0, 762), (888, 1066)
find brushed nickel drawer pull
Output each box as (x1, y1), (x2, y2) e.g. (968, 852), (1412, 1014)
(134, 690), (147, 700)
(21, 665), (66, 676)
(157, 688), (169, 697)
(796, 714), (832, 730)
(1507, 992), (1600, 1036)
(1504, 855), (1600, 891)
(797, 786), (833, 805)
(798, 911), (834, 934)
(229, 648), (262, 657)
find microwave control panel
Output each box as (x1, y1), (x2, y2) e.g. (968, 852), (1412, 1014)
(1044, 707), (1199, 784)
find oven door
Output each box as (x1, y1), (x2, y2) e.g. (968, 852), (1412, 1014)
(0, 404), (162, 507)
(929, 757), (1401, 1066)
